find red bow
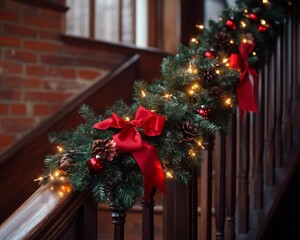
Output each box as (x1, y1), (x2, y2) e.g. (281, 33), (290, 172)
(229, 42), (258, 118)
(93, 106), (166, 201)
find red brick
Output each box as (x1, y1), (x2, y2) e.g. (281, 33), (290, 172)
(11, 103), (27, 115)
(40, 54), (72, 65)
(23, 15), (61, 30)
(60, 68), (76, 79)
(78, 69), (101, 80)
(43, 79), (81, 91)
(40, 9), (62, 19)
(25, 91), (70, 102)
(33, 103), (50, 116)
(0, 90), (21, 100)
(4, 23), (37, 38)
(26, 65), (59, 77)
(23, 40), (60, 52)
(39, 30), (59, 41)
(0, 9), (20, 21)
(0, 104), (9, 114)
(5, 1), (39, 15)
(0, 75), (4, 87)
(0, 134), (15, 148)
(75, 57), (112, 69)
(1, 117), (35, 133)
(63, 45), (101, 57)
(0, 36), (21, 47)
(4, 76), (41, 89)
(50, 104), (63, 113)
(0, 60), (23, 74)
(5, 49), (37, 63)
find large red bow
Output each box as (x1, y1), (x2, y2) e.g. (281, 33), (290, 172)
(229, 42), (258, 118)
(93, 106), (166, 201)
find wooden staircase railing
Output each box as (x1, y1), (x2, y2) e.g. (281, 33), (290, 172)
(0, 1), (299, 240)
(0, 37), (167, 224)
(0, 181), (97, 240)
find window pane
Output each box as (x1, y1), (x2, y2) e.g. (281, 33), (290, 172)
(66, 0), (90, 37)
(122, 0), (134, 44)
(95, 0), (118, 42)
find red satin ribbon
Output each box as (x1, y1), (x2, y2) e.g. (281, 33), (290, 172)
(229, 42), (258, 118)
(93, 106), (166, 201)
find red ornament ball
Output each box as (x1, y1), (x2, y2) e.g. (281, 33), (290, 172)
(225, 19), (237, 30)
(258, 24), (268, 32)
(204, 51), (215, 58)
(249, 13), (258, 22)
(88, 156), (103, 173)
(197, 105), (211, 119)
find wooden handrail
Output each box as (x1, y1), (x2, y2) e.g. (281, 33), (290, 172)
(0, 180), (97, 240)
(0, 54), (142, 224)
(60, 34), (170, 82)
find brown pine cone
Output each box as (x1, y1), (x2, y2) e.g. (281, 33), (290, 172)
(212, 32), (232, 53)
(177, 120), (198, 142)
(92, 139), (118, 161)
(201, 68), (218, 86)
(58, 153), (74, 174)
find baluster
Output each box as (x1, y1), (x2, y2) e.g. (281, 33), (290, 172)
(75, 193), (98, 240)
(110, 207), (126, 240)
(252, 66), (265, 209)
(215, 131), (226, 240)
(238, 112), (250, 233)
(163, 181), (175, 240)
(291, 1), (300, 142)
(190, 166), (198, 240)
(142, 188), (156, 240)
(275, 27), (283, 168)
(263, 49), (275, 186)
(225, 114), (237, 240)
(200, 135), (214, 240)
(282, 8), (293, 152)
(163, 166), (198, 240)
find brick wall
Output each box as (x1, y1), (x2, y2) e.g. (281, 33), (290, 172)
(0, 0), (125, 154)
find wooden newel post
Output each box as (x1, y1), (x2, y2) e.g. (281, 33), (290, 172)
(142, 187), (156, 240)
(110, 207), (126, 240)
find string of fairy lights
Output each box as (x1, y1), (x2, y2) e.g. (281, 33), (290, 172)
(37, 0), (287, 207)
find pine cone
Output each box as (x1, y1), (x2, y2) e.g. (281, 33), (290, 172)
(177, 120), (198, 142)
(58, 153), (74, 174)
(92, 139), (118, 161)
(212, 32), (232, 53)
(201, 68), (218, 86)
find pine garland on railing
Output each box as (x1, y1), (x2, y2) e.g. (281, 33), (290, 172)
(37, 0), (288, 210)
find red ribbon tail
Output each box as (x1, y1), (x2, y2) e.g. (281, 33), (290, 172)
(237, 69), (258, 119)
(132, 142), (166, 202)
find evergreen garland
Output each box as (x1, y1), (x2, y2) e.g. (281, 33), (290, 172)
(39, 0), (289, 210)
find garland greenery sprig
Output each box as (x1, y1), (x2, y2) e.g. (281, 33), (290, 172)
(39, 0), (288, 210)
